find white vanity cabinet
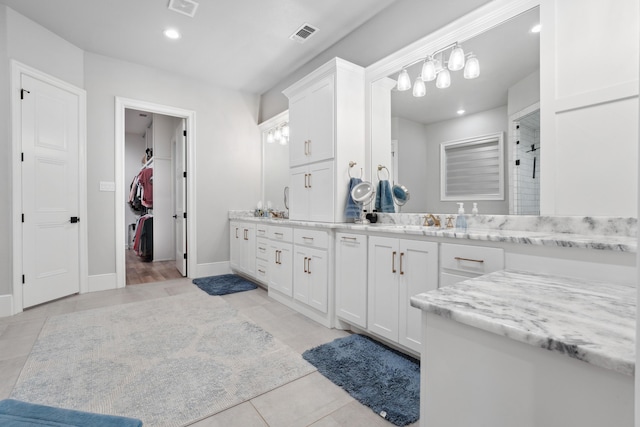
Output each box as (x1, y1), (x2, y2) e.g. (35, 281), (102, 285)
(368, 236), (438, 353)
(288, 75), (335, 166)
(267, 226), (293, 297)
(335, 232), (368, 328)
(283, 58), (365, 223)
(229, 221), (256, 277)
(293, 229), (330, 313)
(289, 160), (334, 223)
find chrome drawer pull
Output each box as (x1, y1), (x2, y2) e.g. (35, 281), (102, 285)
(454, 256), (484, 263)
(341, 236), (357, 241)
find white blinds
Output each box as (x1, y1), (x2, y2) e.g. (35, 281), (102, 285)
(441, 133), (504, 200)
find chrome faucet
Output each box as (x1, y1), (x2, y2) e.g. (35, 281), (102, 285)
(423, 213), (441, 228)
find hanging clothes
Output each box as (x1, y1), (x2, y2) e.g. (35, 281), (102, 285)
(133, 214), (153, 262)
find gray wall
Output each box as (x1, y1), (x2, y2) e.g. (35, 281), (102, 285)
(0, 6), (85, 296)
(508, 70), (540, 116)
(124, 132), (146, 243)
(423, 105), (509, 215)
(392, 117), (429, 213)
(258, 0), (491, 122)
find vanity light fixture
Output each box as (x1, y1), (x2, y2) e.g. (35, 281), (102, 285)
(397, 42), (480, 97)
(265, 122), (289, 145)
(163, 28), (181, 40)
(457, 109), (466, 115)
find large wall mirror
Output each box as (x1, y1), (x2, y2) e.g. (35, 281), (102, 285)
(367, 0), (541, 214)
(259, 111), (290, 212)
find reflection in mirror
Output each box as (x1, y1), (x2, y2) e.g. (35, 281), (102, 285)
(392, 184), (410, 206)
(351, 181), (376, 224)
(260, 111), (290, 211)
(374, 7), (540, 214)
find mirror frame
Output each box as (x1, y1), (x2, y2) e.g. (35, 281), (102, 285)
(363, 0), (540, 204)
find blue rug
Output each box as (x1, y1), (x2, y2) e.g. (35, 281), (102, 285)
(0, 399), (142, 427)
(192, 274), (257, 296)
(303, 334), (420, 426)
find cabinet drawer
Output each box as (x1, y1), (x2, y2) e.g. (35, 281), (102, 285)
(440, 243), (504, 276)
(294, 228), (329, 249)
(440, 272), (470, 288)
(268, 226), (293, 242)
(256, 237), (269, 261)
(256, 224), (269, 238)
(256, 260), (268, 284)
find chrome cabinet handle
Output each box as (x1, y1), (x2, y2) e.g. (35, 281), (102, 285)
(341, 236), (357, 241)
(400, 252), (405, 275)
(454, 257), (484, 263)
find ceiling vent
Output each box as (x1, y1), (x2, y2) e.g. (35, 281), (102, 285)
(168, 0), (199, 18)
(289, 23), (319, 43)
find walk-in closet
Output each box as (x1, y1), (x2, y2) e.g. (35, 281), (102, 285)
(125, 108), (187, 285)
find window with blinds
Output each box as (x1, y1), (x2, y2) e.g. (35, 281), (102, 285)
(440, 132), (504, 201)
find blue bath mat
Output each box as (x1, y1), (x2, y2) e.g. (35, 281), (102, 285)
(303, 334), (420, 426)
(192, 274), (257, 296)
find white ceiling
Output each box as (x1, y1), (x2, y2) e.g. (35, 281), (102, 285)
(391, 7), (540, 125)
(0, 0), (397, 94)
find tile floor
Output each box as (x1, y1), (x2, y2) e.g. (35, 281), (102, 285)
(0, 279), (418, 427)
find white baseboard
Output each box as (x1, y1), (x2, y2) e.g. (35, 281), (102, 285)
(87, 273), (118, 293)
(0, 294), (13, 318)
(195, 262), (231, 279)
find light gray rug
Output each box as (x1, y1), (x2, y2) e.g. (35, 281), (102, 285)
(11, 291), (316, 426)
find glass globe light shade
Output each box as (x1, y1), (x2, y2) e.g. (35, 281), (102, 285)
(464, 55), (480, 79)
(397, 69), (411, 91)
(281, 123), (289, 138)
(436, 68), (451, 89)
(274, 127), (282, 141)
(266, 131), (275, 143)
(448, 44), (465, 71)
(279, 135), (288, 146)
(421, 59), (437, 81)
(412, 77), (426, 97)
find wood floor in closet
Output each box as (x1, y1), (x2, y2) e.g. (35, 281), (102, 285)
(126, 249), (183, 285)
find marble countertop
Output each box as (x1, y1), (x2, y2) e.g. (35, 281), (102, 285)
(228, 212), (637, 252)
(410, 270), (636, 376)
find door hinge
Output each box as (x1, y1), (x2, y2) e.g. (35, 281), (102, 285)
(22, 274), (25, 284)
(183, 212), (187, 219)
(515, 159), (520, 166)
(21, 152), (24, 162)
(20, 89), (30, 100)
(21, 213), (24, 223)
(183, 253), (187, 260)
(183, 130), (187, 137)
(183, 171), (186, 178)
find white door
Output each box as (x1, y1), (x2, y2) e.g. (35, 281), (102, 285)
(173, 120), (187, 275)
(21, 74), (80, 308)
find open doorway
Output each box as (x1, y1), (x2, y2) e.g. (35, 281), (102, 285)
(115, 97), (197, 289)
(124, 109), (186, 285)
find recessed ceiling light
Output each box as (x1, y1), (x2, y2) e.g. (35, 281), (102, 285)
(530, 24), (541, 33)
(457, 109), (465, 115)
(163, 28), (181, 40)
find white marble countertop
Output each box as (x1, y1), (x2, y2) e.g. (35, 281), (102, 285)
(410, 270), (636, 376)
(228, 213), (637, 252)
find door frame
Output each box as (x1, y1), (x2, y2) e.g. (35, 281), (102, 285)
(11, 60), (88, 315)
(115, 97), (197, 287)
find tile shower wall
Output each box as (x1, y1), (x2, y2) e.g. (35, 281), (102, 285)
(514, 110), (540, 215)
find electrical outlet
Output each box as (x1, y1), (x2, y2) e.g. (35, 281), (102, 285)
(100, 181), (116, 192)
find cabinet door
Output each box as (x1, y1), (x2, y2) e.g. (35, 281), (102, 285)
(293, 247), (309, 304)
(241, 225), (256, 277)
(268, 242), (292, 296)
(367, 236), (399, 342)
(289, 92), (309, 166)
(308, 160), (334, 222)
(288, 165), (309, 221)
(307, 76), (335, 163)
(229, 222), (241, 271)
(336, 233), (367, 328)
(398, 239), (438, 353)
(307, 247), (328, 313)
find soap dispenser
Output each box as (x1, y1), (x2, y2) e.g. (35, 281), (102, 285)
(455, 203), (467, 231)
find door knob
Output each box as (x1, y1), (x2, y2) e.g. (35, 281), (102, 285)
(173, 214), (178, 218)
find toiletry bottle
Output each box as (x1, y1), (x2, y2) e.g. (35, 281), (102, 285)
(455, 203), (467, 231)
(472, 203), (478, 216)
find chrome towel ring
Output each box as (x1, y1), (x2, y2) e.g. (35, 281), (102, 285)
(377, 165), (390, 181)
(348, 161), (363, 179)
